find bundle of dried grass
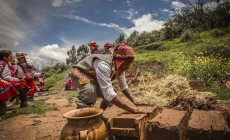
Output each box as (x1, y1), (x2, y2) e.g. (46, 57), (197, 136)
(140, 75), (217, 109)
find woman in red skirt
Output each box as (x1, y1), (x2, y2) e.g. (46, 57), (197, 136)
(0, 78), (19, 115)
(15, 52), (37, 99)
(0, 50), (30, 108)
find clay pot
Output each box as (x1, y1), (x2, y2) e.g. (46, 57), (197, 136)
(61, 107), (106, 140)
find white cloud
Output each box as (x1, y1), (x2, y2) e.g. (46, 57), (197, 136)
(113, 9), (138, 20)
(0, 1), (50, 51)
(0, 1), (28, 49)
(172, 1), (186, 12)
(161, 8), (174, 16)
(28, 44), (68, 69)
(64, 13), (164, 37)
(123, 14), (164, 36)
(124, 0), (134, 7)
(63, 15), (126, 32)
(52, 0), (63, 7)
(52, 0), (82, 7)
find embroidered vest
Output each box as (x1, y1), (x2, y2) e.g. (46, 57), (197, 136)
(0, 61), (15, 77)
(72, 54), (113, 85)
(17, 63), (35, 80)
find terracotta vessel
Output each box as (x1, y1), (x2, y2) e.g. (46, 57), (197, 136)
(61, 107), (106, 140)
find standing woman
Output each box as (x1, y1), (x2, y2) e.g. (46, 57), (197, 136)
(0, 50), (30, 107)
(89, 41), (100, 54)
(15, 52), (36, 100)
(104, 42), (114, 54)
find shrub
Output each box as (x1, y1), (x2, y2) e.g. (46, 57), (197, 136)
(180, 30), (194, 42)
(197, 44), (230, 59)
(210, 28), (227, 37)
(164, 52), (230, 87)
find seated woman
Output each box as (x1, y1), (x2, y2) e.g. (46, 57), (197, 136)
(15, 52), (37, 100)
(65, 77), (73, 90)
(0, 78), (19, 115)
(0, 50), (30, 107)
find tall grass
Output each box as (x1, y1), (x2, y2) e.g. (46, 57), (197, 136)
(45, 69), (70, 90)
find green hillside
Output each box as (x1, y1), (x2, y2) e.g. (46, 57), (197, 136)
(133, 26), (230, 100)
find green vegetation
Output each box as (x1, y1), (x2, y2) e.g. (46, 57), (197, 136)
(1, 99), (57, 119)
(66, 92), (76, 102)
(45, 69), (69, 90)
(133, 27), (230, 100)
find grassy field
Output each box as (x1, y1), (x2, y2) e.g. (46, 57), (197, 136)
(133, 27), (230, 100)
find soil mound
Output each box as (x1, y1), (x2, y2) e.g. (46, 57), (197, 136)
(168, 91), (217, 111)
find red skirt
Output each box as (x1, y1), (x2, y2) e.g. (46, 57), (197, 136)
(9, 81), (31, 95)
(0, 82), (19, 104)
(26, 79), (36, 96)
(39, 82), (44, 87)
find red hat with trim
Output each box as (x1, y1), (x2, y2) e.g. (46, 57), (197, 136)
(104, 42), (112, 48)
(88, 41), (99, 48)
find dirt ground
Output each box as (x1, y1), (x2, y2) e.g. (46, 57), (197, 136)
(0, 90), (125, 140)
(0, 72), (229, 140)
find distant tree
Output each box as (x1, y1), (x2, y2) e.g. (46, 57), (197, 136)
(66, 45), (77, 65)
(115, 34), (126, 44)
(66, 45), (90, 65)
(76, 45), (89, 62)
(126, 31), (139, 46)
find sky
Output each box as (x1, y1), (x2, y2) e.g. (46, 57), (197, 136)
(0, 0), (188, 69)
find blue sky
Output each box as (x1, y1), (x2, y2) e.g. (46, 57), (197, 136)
(0, 0), (188, 68)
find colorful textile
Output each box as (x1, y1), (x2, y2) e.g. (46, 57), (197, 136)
(26, 79), (36, 96)
(113, 43), (134, 61)
(91, 50), (100, 54)
(17, 63), (35, 80)
(72, 68), (96, 85)
(66, 80), (73, 86)
(113, 43), (134, 76)
(38, 75), (45, 87)
(9, 81), (31, 95)
(0, 61), (16, 78)
(0, 81), (19, 104)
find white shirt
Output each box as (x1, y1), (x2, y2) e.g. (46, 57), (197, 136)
(1, 63), (19, 81)
(93, 59), (128, 102)
(16, 65), (26, 79)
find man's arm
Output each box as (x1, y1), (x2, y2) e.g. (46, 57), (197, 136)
(122, 88), (135, 103)
(93, 59), (151, 114)
(118, 72), (145, 105)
